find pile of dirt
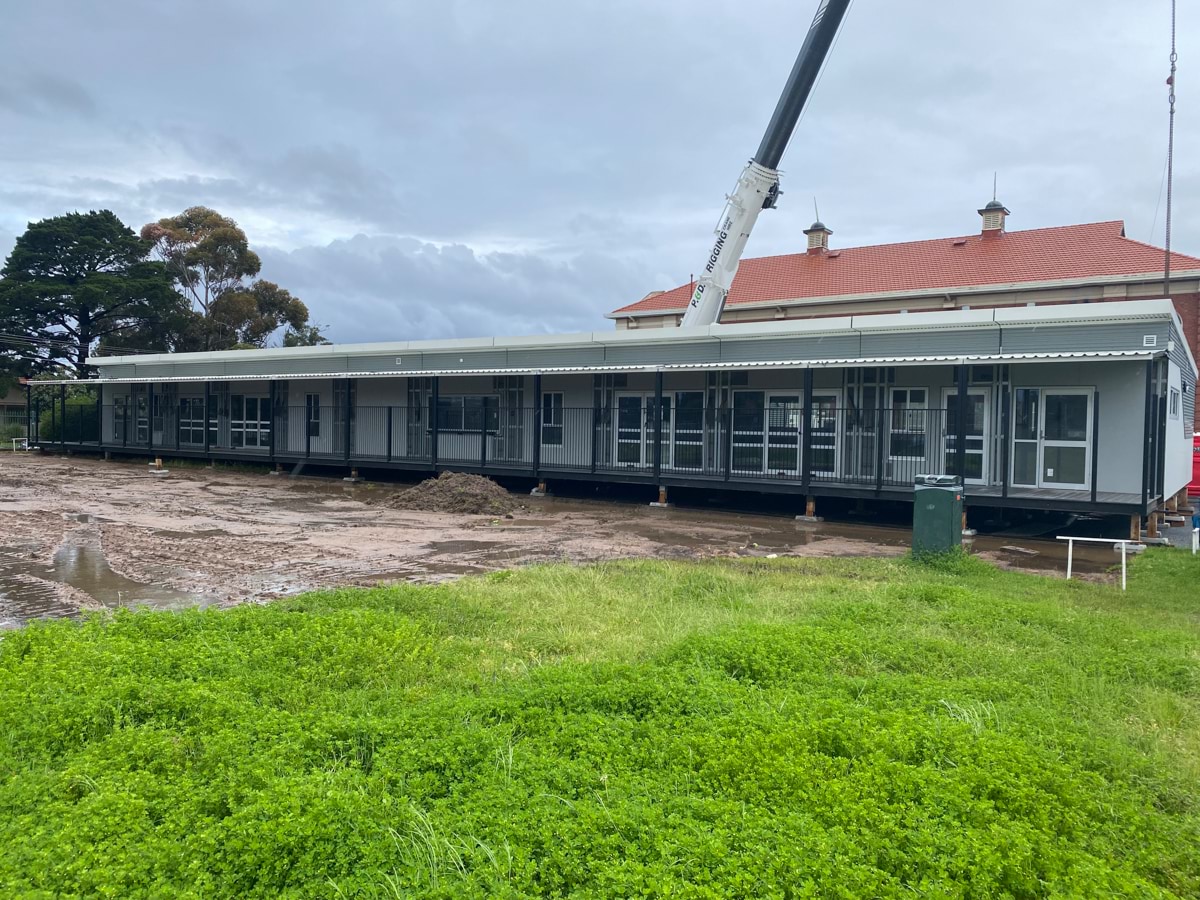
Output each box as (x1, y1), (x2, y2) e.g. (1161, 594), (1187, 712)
(383, 472), (516, 515)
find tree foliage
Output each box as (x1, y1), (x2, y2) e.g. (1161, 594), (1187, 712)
(0, 211), (181, 378)
(141, 207), (325, 351)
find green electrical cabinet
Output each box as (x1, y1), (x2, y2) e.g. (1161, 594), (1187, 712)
(913, 475), (963, 557)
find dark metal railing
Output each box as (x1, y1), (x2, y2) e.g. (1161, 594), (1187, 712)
(70, 402), (988, 490)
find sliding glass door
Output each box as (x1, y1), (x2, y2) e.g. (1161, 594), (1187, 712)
(1011, 387), (1092, 490)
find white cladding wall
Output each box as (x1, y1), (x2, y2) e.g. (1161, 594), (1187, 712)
(1010, 361), (1144, 496)
(1165, 362), (1191, 497)
(87, 361), (1163, 502)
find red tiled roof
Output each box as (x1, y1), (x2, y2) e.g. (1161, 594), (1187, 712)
(611, 221), (1200, 317)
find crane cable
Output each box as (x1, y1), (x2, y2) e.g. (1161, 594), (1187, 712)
(1164, 0), (1178, 297)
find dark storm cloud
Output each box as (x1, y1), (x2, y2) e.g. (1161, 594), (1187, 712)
(0, 73), (96, 118)
(256, 235), (660, 342)
(0, 0), (1194, 342)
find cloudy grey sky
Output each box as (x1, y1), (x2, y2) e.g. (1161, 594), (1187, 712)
(1, 0), (1194, 343)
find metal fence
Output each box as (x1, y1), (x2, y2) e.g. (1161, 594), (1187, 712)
(56, 402), (979, 489)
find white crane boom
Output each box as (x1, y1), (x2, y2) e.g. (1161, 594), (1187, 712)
(680, 0), (852, 328)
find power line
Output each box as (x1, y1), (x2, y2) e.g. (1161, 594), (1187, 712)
(0, 332), (163, 356)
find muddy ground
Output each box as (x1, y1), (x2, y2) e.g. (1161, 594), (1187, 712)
(0, 452), (1119, 627)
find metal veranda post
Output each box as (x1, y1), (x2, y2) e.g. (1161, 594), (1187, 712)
(1001, 388), (1011, 499)
(305, 404), (312, 459)
(723, 407), (733, 482)
(653, 371), (664, 481)
(801, 369), (813, 493)
(385, 406), (393, 462)
(1141, 359), (1153, 511)
(874, 405), (885, 492)
(203, 382), (211, 457)
(343, 378), (354, 464)
(480, 407), (487, 468)
(955, 364), (968, 481)
(147, 383), (154, 454)
(24, 381), (31, 444)
(590, 405), (598, 474)
(1090, 391), (1100, 503)
(430, 377), (440, 469)
(59, 383), (66, 451)
(532, 373), (542, 478)
(268, 380), (277, 463)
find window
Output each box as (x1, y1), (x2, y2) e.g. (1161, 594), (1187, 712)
(231, 395), (270, 449)
(179, 397), (205, 445)
(1169, 388), (1180, 420)
(889, 388), (927, 458)
(436, 396), (499, 433)
(113, 397), (127, 442)
(541, 392), (563, 446)
(306, 393), (321, 437)
(672, 391), (704, 469)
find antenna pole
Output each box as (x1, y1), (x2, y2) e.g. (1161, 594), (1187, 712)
(1165, 0), (1178, 297)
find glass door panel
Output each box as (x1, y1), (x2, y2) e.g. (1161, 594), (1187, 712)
(1011, 388), (1039, 487)
(1040, 391), (1090, 488)
(671, 391), (704, 470)
(615, 394), (646, 467)
(134, 391), (149, 446)
(766, 394), (800, 475)
(731, 391), (765, 474)
(943, 389), (989, 484)
(810, 395), (839, 475)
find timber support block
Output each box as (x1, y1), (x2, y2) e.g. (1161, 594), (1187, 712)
(796, 495), (823, 523)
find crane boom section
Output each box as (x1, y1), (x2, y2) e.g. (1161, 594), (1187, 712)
(680, 0), (851, 329)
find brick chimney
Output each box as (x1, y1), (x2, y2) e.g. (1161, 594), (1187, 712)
(978, 199), (1010, 236)
(804, 220), (832, 254)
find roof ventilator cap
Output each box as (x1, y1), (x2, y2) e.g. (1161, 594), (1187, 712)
(978, 198), (1010, 236)
(804, 220), (832, 254)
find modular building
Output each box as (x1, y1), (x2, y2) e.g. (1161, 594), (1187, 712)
(33, 300), (1197, 532)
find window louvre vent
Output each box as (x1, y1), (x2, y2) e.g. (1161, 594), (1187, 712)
(1143, 335), (1158, 348)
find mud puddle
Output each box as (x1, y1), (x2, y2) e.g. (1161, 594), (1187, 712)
(0, 528), (209, 629)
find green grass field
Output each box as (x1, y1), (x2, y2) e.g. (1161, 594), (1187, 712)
(1, 552), (1197, 898)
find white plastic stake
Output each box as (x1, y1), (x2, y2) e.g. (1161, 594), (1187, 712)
(1120, 541), (1127, 591)
(1192, 528), (1198, 556)
(1066, 538), (1074, 580)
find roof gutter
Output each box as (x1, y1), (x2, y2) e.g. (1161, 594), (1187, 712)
(36, 351), (1161, 386)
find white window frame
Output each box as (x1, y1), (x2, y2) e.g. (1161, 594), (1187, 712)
(1169, 388), (1181, 420)
(436, 395), (500, 434)
(541, 392), (563, 446)
(889, 388), (928, 461)
(305, 393), (321, 437)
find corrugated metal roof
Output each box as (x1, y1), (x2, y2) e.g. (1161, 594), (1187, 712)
(87, 299), (1182, 368)
(38, 350), (1158, 385)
